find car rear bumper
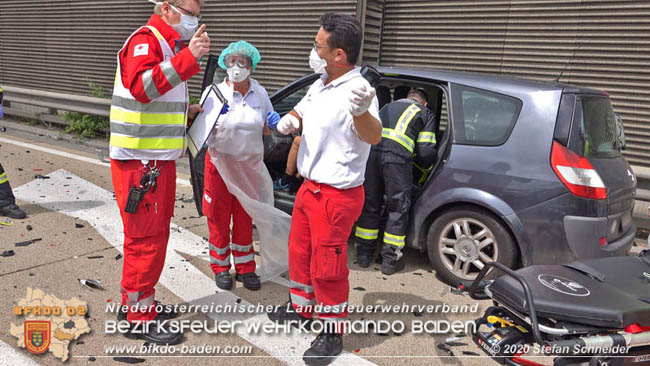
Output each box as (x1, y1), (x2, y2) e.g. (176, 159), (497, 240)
(564, 214), (636, 258)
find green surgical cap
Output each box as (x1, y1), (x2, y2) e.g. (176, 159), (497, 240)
(218, 40), (262, 70)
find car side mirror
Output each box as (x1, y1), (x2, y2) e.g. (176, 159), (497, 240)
(360, 65), (381, 88)
(615, 113), (626, 150)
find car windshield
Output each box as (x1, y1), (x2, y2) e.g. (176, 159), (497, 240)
(572, 96), (620, 157)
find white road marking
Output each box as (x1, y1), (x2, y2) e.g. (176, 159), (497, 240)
(0, 340), (40, 366)
(13, 170), (375, 366)
(0, 136), (191, 186)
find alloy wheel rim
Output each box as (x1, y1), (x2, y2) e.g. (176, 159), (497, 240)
(438, 218), (498, 280)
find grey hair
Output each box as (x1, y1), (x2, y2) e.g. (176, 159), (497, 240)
(152, 0), (204, 15)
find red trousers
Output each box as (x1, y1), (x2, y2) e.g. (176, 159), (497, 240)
(203, 152), (256, 275)
(111, 159), (176, 322)
(288, 179), (364, 332)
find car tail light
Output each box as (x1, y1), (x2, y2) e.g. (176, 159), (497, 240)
(600, 237), (607, 247)
(551, 141), (607, 199)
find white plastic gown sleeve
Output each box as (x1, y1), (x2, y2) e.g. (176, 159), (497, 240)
(203, 83), (290, 281)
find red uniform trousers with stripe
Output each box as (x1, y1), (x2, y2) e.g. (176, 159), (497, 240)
(203, 152), (256, 275)
(288, 179), (364, 333)
(111, 159), (176, 322)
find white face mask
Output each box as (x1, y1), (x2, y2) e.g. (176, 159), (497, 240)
(309, 48), (327, 74)
(168, 4), (199, 40)
(227, 65), (250, 83)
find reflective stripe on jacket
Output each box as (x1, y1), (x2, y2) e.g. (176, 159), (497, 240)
(109, 25), (188, 161)
(375, 99), (437, 167)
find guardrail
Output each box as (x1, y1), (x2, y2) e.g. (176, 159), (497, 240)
(0, 85), (110, 128)
(1, 85), (650, 230)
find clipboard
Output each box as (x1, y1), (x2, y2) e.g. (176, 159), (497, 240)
(187, 84), (227, 157)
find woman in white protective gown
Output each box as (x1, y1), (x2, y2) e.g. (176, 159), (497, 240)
(202, 40), (289, 291)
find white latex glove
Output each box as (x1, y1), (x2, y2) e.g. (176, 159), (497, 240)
(349, 83), (376, 116)
(276, 113), (301, 135)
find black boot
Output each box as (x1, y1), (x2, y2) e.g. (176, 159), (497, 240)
(303, 330), (343, 366)
(355, 243), (375, 268)
(117, 301), (178, 322)
(235, 272), (261, 290)
(0, 203), (26, 219)
(215, 270), (233, 290)
(357, 254), (371, 268)
(267, 301), (312, 329)
(123, 314), (183, 345)
(381, 258), (405, 275)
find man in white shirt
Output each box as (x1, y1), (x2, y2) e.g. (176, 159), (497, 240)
(268, 12), (382, 366)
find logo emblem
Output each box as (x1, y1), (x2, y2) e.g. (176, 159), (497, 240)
(538, 274), (590, 296)
(24, 321), (51, 354)
(133, 43), (149, 57)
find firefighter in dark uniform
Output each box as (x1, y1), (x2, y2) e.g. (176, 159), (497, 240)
(355, 88), (437, 275)
(0, 88), (27, 219)
(0, 163), (27, 219)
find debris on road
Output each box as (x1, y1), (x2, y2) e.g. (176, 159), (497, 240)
(0, 218), (13, 226)
(352, 287), (366, 291)
(34, 174), (50, 179)
(463, 351), (480, 356)
(115, 254), (123, 260)
(445, 336), (465, 343)
(87, 255), (104, 259)
(450, 287), (465, 295)
(437, 343), (455, 357)
(1, 250), (15, 257)
(444, 341), (468, 347)
(26, 225), (32, 231)
(75, 223), (85, 229)
(15, 238), (42, 247)
(113, 357), (145, 364)
(79, 279), (104, 290)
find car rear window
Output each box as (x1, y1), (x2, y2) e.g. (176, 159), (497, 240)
(569, 95), (620, 158)
(451, 85), (522, 146)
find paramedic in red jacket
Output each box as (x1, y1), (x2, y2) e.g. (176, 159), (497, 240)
(109, 0), (209, 345)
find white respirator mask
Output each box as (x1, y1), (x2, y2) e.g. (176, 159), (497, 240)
(149, 0), (199, 41)
(227, 65), (250, 83)
(170, 6), (199, 40)
(309, 48), (327, 74)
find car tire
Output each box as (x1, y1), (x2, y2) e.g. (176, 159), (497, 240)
(427, 207), (518, 287)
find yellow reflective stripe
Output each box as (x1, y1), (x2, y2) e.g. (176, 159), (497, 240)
(355, 226), (379, 240)
(382, 128), (414, 153)
(417, 131), (436, 144)
(395, 104), (421, 134)
(383, 232), (406, 247)
(147, 26), (165, 42)
(110, 135), (185, 150)
(0, 172), (7, 184)
(110, 108), (185, 126)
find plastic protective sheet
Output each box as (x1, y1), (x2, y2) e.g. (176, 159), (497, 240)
(207, 149), (290, 281)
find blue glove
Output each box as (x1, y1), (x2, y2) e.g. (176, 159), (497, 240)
(267, 111), (281, 130)
(220, 104), (229, 115)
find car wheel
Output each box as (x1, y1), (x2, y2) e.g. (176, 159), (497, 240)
(427, 207), (517, 286)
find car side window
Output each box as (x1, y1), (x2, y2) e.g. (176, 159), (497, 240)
(273, 86), (310, 116)
(451, 85), (522, 146)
